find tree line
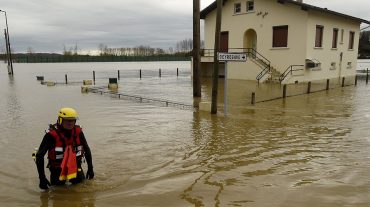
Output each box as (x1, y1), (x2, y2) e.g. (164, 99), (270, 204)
(61, 39), (204, 56)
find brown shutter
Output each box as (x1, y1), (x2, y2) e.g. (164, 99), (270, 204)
(315, 26), (323, 47)
(349, 31), (355, 49)
(273, 26), (288, 47)
(332, 29), (338, 48)
(220, 32), (229, 52)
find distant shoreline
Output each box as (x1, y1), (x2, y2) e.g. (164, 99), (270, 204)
(0, 54), (191, 63)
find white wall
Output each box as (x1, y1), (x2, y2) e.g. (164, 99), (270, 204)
(304, 10), (360, 82)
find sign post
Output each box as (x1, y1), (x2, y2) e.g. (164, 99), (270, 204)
(217, 52), (247, 116)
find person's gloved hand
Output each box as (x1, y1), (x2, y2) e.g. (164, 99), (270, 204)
(86, 168), (94, 180)
(39, 177), (51, 190)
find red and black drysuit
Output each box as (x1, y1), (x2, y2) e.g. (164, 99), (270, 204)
(36, 124), (93, 188)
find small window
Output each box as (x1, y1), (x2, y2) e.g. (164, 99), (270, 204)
(332, 28), (338, 49)
(234, 3), (241, 14)
(273, 25), (288, 47)
(340, 29), (344, 43)
(247, 1), (254, 12)
(330, 62), (336, 70)
(315, 25), (324, 47)
(347, 62), (352, 69)
(349, 31), (355, 50)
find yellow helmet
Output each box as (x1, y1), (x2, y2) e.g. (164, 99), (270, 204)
(57, 107), (78, 125)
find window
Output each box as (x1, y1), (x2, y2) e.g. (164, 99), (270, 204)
(234, 3), (241, 14)
(349, 31), (355, 50)
(332, 28), (338, 49)
(340, 29), (344, 43)
(247, 1), (254, 12)
(315, 25), (324, 47)
(273, 25), (288, 47)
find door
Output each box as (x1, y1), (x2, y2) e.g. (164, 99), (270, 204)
(220, 32), (229, 52)
(244, 29), (257, 58)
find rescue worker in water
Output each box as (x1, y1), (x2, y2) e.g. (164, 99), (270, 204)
(36, 108), (94, 189)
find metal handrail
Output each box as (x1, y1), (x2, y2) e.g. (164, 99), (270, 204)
(256, 66), (270, 81)
(279, 65), (304, 83)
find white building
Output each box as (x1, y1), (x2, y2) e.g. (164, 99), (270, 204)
(199, 0), (370, 83)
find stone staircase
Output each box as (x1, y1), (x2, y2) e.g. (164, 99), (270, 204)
(252, 57), (282, 83)
(248, 49), (302, 84)
(265, 66), (282, 83)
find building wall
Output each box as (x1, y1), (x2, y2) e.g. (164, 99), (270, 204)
(202, 0), (361, 83)
(303, 10), (360, 82)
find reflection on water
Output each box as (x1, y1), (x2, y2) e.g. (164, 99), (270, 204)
(39, 186), (96, 207)
(1, 62), (370, 207)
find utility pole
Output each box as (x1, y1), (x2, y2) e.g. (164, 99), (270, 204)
(4, 29), (10, 73)
(211, 0), (222, 114)
(193, 0), (201, 97)
(1, 10), (13, 75)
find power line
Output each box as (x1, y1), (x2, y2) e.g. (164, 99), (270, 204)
(361, 25), (370, 31)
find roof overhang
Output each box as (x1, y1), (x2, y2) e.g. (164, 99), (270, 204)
(200, 0), (228, 19)
(200, 0), (370, 25)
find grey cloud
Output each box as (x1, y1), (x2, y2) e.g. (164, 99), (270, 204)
(1, 0), (369, 53)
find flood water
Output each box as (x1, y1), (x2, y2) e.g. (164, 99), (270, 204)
(1, 62), (370, 207)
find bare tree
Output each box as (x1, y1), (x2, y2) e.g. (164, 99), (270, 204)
(27, 47), (34, 54)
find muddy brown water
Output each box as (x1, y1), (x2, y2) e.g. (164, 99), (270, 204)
(1, 62), (370, 207)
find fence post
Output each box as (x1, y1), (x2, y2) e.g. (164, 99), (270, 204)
(366, 68), (369, 85)
(93, 71), (96, 85)
(283, 84), (287, 99)
(326, 79), (330, 90)
(65, 74), (68, 84)
(159, 68), (161, 78)
(342, 77), (345, 87)
(118, 70), (120, 80)
(307, 81), (311, 94)
(177, 68), (179, 76)
(251, 92), (256, 105)
(140, 69), (142, 79)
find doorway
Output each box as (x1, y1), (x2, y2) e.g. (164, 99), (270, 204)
(244, 29), (257, 57)
(220, 31), (229, 52)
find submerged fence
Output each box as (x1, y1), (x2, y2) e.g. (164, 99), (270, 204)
(88, 86), (195, 110)
(249, 75), (362, 105)
(37, 67), (368, 112)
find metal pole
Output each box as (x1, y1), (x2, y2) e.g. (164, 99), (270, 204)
(65, 74), (68, 84)
(355, 75), (358, 86)
(211, 0), (223, 114)
(1, 10), (13, 75)
(251, 92), (256, 105)
(93, 71), (96, 85)
(326, 79), (330, 90)
(3, 29), (10, 74)
(140, 69), (142, 79)
(307, 81), (311, 94)
(366, 68), (369, 85)
(177, 68), (179, 76)
(159, 68), (161, 78)
(283, 84), (287, 99)
(118, 70), (120, 80)
(342, 77), (345, 87)
(224, 62), (228, 116)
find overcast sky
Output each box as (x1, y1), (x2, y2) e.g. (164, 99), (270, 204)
(0, 0), (369, 53)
